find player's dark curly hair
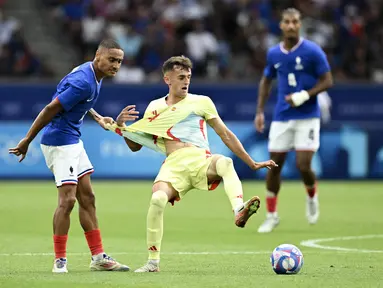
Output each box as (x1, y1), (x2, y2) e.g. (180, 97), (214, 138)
(98, 39), (122, 50)
(162, 56), (193, 74)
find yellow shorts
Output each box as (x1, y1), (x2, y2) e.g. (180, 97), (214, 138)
(154, 147), (221, 199)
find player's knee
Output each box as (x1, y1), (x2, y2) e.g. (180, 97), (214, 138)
(59, 196), (77, 214)
(296, 160), (311, 173)
(215, 156), (234, 177)
(150, 190), (168, 209)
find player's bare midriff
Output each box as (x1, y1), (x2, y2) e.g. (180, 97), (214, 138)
(164, 139), (196, 156)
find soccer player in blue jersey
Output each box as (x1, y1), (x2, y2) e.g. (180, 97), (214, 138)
(254, 8), (333, 233)
(8, 39), (138, 272)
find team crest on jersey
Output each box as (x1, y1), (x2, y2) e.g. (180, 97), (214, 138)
(171, 107), (177, 111)
(295, 57), (303, 70)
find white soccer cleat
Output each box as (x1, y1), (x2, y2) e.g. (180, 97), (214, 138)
(52, 258), (68, 273)
(306, 195), (319, 224)
(134, 261), (160, 273)
(257, 213), (280, 233)
(90, 254), (130, 271)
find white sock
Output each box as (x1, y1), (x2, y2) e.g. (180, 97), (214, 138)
(267, 212), (278, 218)
(149, 259), (160, 266)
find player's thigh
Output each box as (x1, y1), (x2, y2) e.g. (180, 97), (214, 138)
(152, 181), (180, 203)
(76, 174), (95, 207)
(206, 154), (224, 183)
(268, 121), (294, 152)
(57, 184), (77, 208)
(77, 140), (94, 179)
(294, 118), (320, 151)
(41, 143), (82, 187)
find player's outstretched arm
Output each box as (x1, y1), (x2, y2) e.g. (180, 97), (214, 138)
(254, 76), (273, 133)
(116, 105), (142, 152)
(88, 108), (118, 131)
(8, 98), (63, 162)
(207, 117), (277, 170)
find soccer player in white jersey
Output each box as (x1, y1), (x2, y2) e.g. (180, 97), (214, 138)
(8, 39), (138, 273)
(111, 56), (278, 272)
(254, 8), (334, 233)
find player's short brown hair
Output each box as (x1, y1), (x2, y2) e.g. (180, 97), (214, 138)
(162, 56), (193, 74)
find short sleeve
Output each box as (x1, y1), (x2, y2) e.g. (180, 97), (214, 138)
(201, 96), (219, 120)
(57, 73), (91, 111)
(263, 49), (277, 79)
(312, 45), (331, 77)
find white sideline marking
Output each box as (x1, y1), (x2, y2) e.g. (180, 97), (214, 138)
(300, 234), (383, 253)
(0, 251), (271, 257)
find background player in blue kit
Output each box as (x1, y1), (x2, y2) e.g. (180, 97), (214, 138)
(254, 8), (334, 233)
(8, 39), (138, 272)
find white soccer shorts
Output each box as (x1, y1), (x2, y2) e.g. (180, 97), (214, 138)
(41, 140), (94, 187)
(268, 118), (320, 152)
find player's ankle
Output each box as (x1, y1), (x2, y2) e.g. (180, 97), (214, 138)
(92, 253), (105, 261)
(305, 184), (317, 198)
(267, 211), (278, 218)
(148, 259), (160, 266)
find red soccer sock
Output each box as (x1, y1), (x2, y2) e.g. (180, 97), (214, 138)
(85, 229), (104, 256)
(306, 184), (317, 198)
(266, 194), (277, 213)
(53, 235), (68, 259)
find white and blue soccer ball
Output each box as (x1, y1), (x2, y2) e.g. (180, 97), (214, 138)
(270, 244), (304, 274)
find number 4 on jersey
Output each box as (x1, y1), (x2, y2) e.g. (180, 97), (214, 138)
(288, 73), (297, 87)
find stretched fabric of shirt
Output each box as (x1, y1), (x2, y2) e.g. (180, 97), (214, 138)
(107, 94), (218, 155)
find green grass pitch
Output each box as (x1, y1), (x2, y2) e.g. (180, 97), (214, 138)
(0, 181), (382, 288)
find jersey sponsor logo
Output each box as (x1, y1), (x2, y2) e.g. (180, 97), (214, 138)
(295, 57), (303, 70)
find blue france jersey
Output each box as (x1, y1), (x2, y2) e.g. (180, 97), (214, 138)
(264, 38), (330, 121)
(41, 62), (102, 146)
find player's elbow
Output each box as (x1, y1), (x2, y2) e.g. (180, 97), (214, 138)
(323, 73), (334, 89)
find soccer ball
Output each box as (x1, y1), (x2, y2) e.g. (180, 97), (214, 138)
(270, 244), (304, 274)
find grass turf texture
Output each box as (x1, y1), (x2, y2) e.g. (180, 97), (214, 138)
(0, 181), (382, 288)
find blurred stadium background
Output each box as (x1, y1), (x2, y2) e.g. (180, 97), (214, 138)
(1, 0), (382, 179)
(0, 1), (382, 287)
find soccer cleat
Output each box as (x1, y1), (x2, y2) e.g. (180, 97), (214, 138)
(52, 258), (68, 273)
(134, 261), (160, 273)
(257, 213), (280, 233)
(306, 195), (319, 224)
(90, 254), (130, 271)
(234, 196), (261, 228)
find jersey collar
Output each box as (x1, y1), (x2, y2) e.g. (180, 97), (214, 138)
(279, 37), (304, 54)
(90, 63), (101, 85)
